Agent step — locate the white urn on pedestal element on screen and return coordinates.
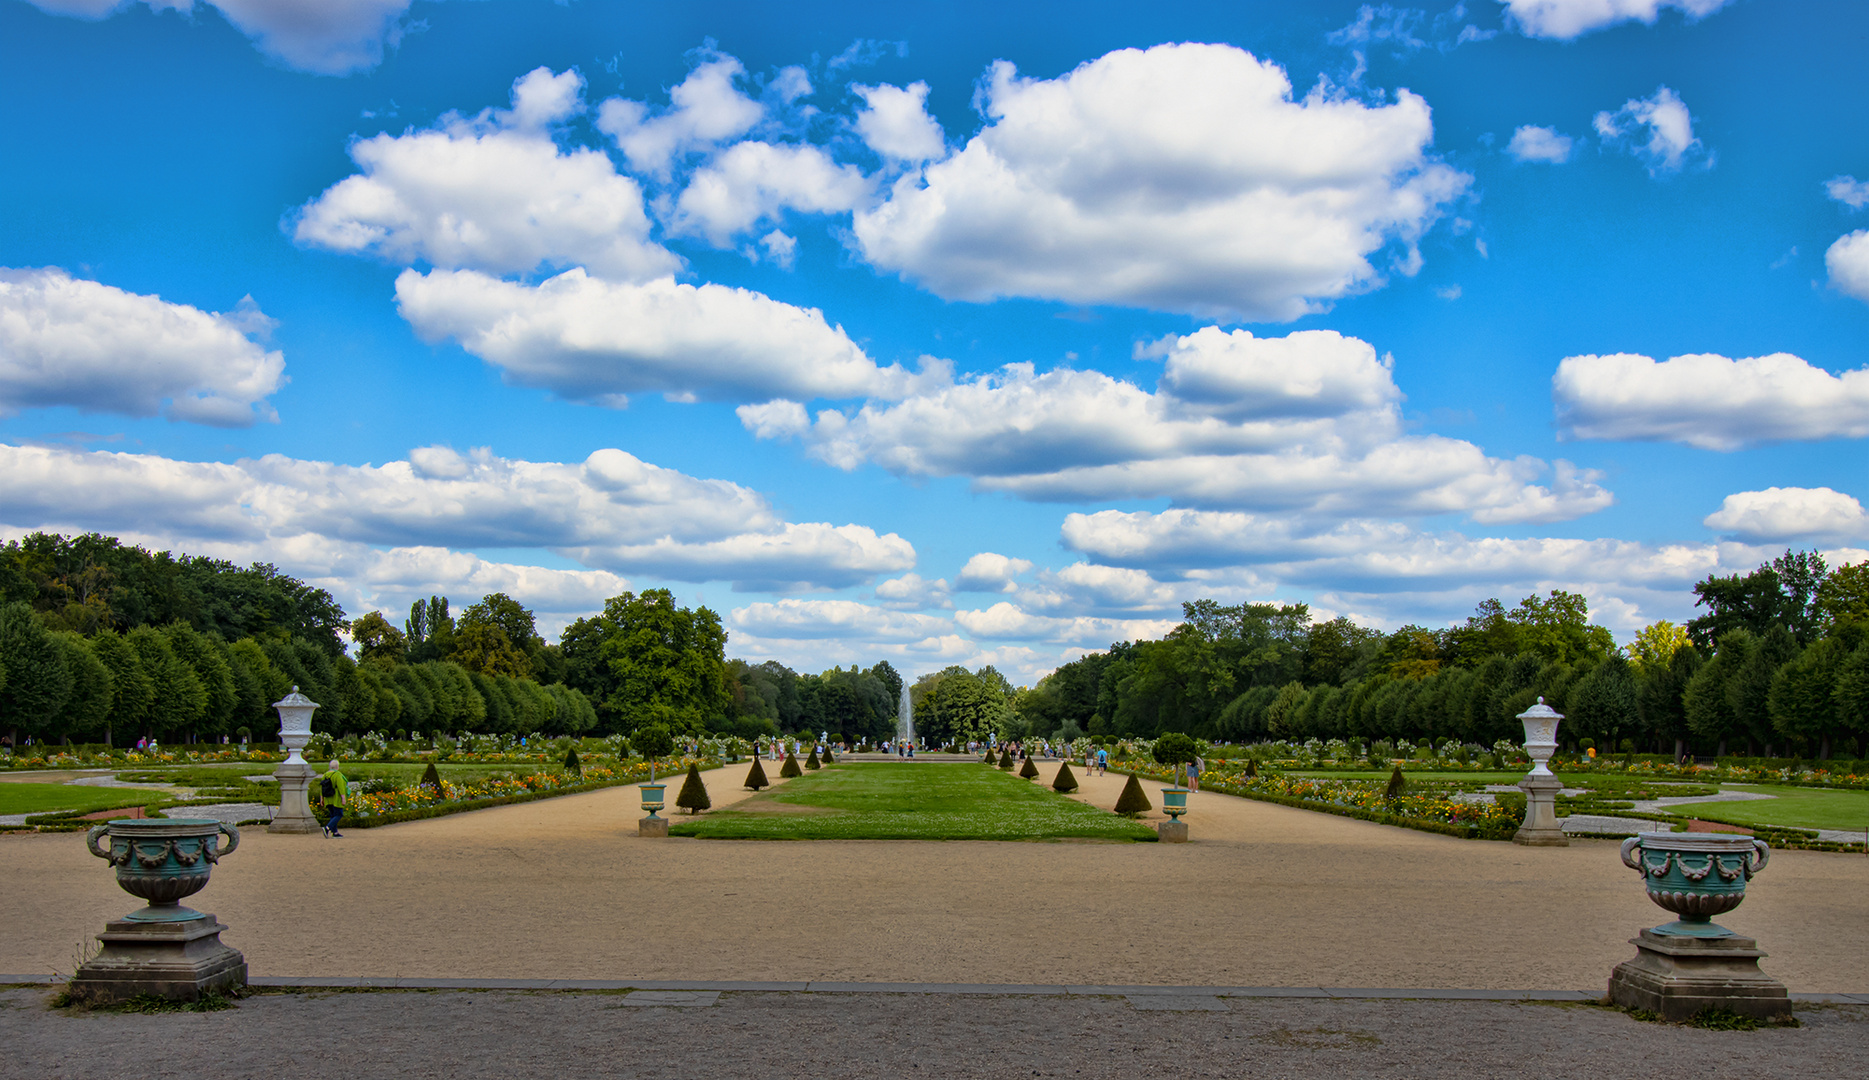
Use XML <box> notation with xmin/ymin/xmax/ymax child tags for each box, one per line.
<box><xmin>1513</xmin><ymin>696</ymin><xmax>1568</xmax><ymax>846</ymax></box>
<box><xmin>268</xmin><ymin>687</ymin><xmax>322</xmax><ymax>834</ymax></box>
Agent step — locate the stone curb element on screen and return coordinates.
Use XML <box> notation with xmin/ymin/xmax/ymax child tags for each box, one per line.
<box><xmin>4</xmin><ymin>975</ymin><xmax>1863</xmax><ymax>1003</ymax></box>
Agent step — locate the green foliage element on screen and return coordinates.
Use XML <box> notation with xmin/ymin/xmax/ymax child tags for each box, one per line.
<box><xmin>1685</xmin><ymin>1007</ymin><xmax>1760</xmax><ymax>1031</ymax></box>
<box><xmin>1151</xmin><ymin>732</ymin><xmax>1200</xmax><ymax>766</ymax></box>
<box><xmin>743</xmin><ymin>757</ymin><xmax>769</xmax><ymax>790</ymax></box>
<box><xmin>1051</xmin><ymin>759</ymin><xmax>1078</xmax><ymax>792</ymax></box>
<box><xmin>676</xmin><ymin>763</ymin><xmax>711</xmax><ymax>814</ymax></box>
<box><xmin>563</xmin><ymin>745</ymin><xmax>581</xmax><ymax>778</ymax></box>
<box><xmin>561</xmin><ymin>589</ymin><xmax>729</xmax><ymax>734</ymax></box>
<box><xmin>805</xmin><ymin>747</ymin><xmax>821</xmax><ymax>769</ymax></box>
<box><xmin>1113</xmin><ymin>773</ymin><xmax>1152</xmax><ymax>816</ymax></box>
<box><xmin>780</xmin><ymin>752</ymin><xmax>801</xmax><ymax>778</ymax></box>
<box><xmin>913</xmin><ymin>665</ymin><xmax>1014</xmax><ymax>746</ymax></box>
<box><xmin>1019</xmin><ymin>756</ymin><xmax>1039</xmax><ymax>779</ymax></box>
<box><xmin>351</xmin><ymin>612</ymin><xmax>406</xmax><ymax>664</ymax></box>
<box><xmin>820</xmin><ymin>745</ymin><xmax>835</xmax><ymax>764</ymax></box>
<box><xmin>997</xmin><ymin>747</ymin><xmax>1014</xmax><ymax>769</ymax></box>
<box><xmin>0</xmin><ymin>600</ymin><xmax>71</xmax><ymax>736</ymax></box>
<box><xmin>1385</xmin><ymin>766</ymin><xmax>1407</xmax><ymax>798</ymax></box>
<box><xmin>419</xmin><ymin>762</ymin><xmax>443</xmax><ymax>792</ymax></box>
<box><xmin>633</xmin><ymin>723</ymin><xmax>675</xmax><ymax>761</ymax></box>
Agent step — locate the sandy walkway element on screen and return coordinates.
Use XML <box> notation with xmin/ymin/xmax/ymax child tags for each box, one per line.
<box><xmin>5</xmin><ymin>760</ymin><xmax>1864</xmax><ymax>991</ymax></box>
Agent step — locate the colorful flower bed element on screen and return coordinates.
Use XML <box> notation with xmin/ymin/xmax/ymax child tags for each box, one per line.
<box><xmin>337</xmin><ymin>757</ymin><xmax>709</xmax><ymax>828</ymax></box>
<box><xmin>1116</xmin><ymin>763</ymin><xmax>1523</xmax><ymax>840</ymax></box>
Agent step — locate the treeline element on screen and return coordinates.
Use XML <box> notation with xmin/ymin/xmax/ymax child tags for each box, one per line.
<box><xmin>1013</xmin><ymin>552</ymin><xmax>1869</xmax><ymax>761</ymax></box>
<box><xmin>0</xmin><ymin>533</ymin><xmax>596</xmax><ymax>745</ymax></box>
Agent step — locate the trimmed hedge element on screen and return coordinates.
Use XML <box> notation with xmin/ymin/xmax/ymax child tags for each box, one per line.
<box><xmin>1019</xmin><ymin>757</ymin><xmax>1040</xmax><ymax>780</ymax></box>
<box><xmin>1052</xmin><ymin>760</ymin><xmax>1079</xmax><ymax>793</ymax></box>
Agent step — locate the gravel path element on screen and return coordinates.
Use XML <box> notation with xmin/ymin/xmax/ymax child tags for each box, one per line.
<box><xmin>4</xmin><ymin>760</ymin><xmax>1865</xmax><ymax>993</ymax></box>
<box><xmin>1</xmin><ymin>985</ymin><xmax>1862</xmax><ymax>1080</ymax></box>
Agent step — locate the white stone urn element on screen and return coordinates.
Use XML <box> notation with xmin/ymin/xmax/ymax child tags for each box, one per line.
<box><xmin>268</xmin><ymin>687</ymin><xmax>322</xmax><ymax>834</ymax></box>
<box><xmin>1513</xmin><ymin>697</ymin><xmax>1567</xmax><ymax>846</ymax></box>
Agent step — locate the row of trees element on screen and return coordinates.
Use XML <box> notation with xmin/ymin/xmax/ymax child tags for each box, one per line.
<box><xmin>1010</xmin><ymin>551</ymin><xmax>1869</xmax><ymax>761</ymax></box>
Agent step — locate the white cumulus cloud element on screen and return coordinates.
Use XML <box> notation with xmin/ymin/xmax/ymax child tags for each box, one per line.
<box><xmin>852</xmin><ymin>81</ymin><xmax>946</xmax><ymax>162</ymax></box>
<box><xmin>395</xmin><ymin>267</ymin><xmax>923</xmax><ymax>406</ymax></box>
<box><xmin>730</xmin><ymin>599</ymin><xmax>950</xmax><ymax>642</ymax></box>
<box><xmin>850</xmin><ymin>42</ymin><xmax>1470</xmax><ymax>321</ymax></box>
<box><xmin>0</xmin><ymin>442</ymin><xmax>913</xmax><ymax>592</ymax></box>
<box><xmin>23</xmin><ymin>0</ymin><xmax>420</xmax><ymax>75</ymax></box>
<box><xmin>1554</xmin><ymin>351</ymin><xmax>1869</xmax><ymax>450</ymax></box>
<box><xmin>670</xmin><ymin>141</ymin><xmax>872</xmax><ymax>247</ymax></box>
<box><xmin>1825</xmin><ymin>230</ymin><xmax>1869</xmax><ymax>303</ymax></box>
<box><xmin>596</xmin><ymin>54</ymin><xmax>769</xmax><ymax>177</ymax></box>
<box><xmin>1826</xmin><ymin>175</ymin><xmax>1869</xmax><ymax>211</ymax></box>
<box><xmin>1593</xmin><ymin>86</ymin><xmax>1707</xmax><ymax>175</ymax></box>
<box><xmin>955</xmin><ymin>552</ymin><xmax>1034</xmax><ymax>592</ymax></box>
<box><xmin>1499</xmin><ymin>0</ymin><xmax>1735</xmax><ymax>40</ymax></box>
<box><xmin>0</xmin><ymin>267</ymin><xmax>284</xmax><ymax>426</ymax></box>
<box><xmin>293</xmin><ymin>68</ymin><xmax>678</xmax><ymax>281</ymax></box>
<box><xmin>1507</xmin><ymin>124</ymin><xmax>1573</xmax><ymax>164</ymax></box>
<box><xmin>1704</xmin><ymin>488</ymin><xmax>1868</xmax><ymax>543</ymax></box>
<box><xmin>753</xmin><ymin>327</ymin><xmax>1609</xmax><ymax>524</ymax></box>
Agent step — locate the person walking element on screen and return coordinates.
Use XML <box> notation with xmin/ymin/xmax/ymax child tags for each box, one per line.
<box><xmin>1095</xmin><ymin>746</ymin><xmax>1108</xmax><ymax>776</ymax></box>
<box><xmin>1188</xmin><ymin>753</ymin><xmax>1203</xmax><ymax>792</ymax></box>
<box><xmin>319</xmin><ymin>759</ymin><xmax>349</xmax><ymax>837</ymax></box>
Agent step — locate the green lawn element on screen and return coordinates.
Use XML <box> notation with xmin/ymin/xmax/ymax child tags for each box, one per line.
<box><xmin>1667</xmin><ymin>785</ymin><xmax>1869</xmax><ymax>833</ymax></box>
<box><xmin>0</xmin><ymin>783</ymin><xmax>170</xmax><ymax>817</ymax></box>
<box><xmin>669</xmin><ymin>762</ymin><xmax>1158</xmax><ymax>841</ymax></box>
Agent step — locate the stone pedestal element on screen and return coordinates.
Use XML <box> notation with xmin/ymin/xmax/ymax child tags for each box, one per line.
<box><xmin>1514</xmin><ymin>772</ymin><xmax>1568</xmax><ymax>846</ymax></box>
<box><xmin>639</xmin><ymin>816</ymin><xmax>669</xmax><ymax>837</ymax></box>
<box><xmin>1157</xmin><ymin>820</ymin><xmax>1188</xmax><ymax>843</ymax></box>
<box><xmin>68</xmin><ymin>912</ymin><xmax>247</xmax><ymax>1004</ymax></box>
<box><xmin>1607</xmin><ymin>929</ymin><xmax>1791</xmax><ymax>1022</ymax></box>
<box><xmin>269</xmin><ymin>759</ymin><xmax>318</xmax><ymax>834</ymax></box>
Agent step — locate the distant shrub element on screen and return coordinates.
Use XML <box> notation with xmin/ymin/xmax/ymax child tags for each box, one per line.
<box><xmin>997</xmin><ymin>748</ymin><xmax>1014</xmax><ymax>770</ymax></box>
<box><xmin>676</xmin><ymin>763</ymin><xmax>711</xmax><ymax>814</ymax></box>
<box><xmin>634</xmin><ymin>725</ymin><xmax>675</xmax><ymax>761</ymax></box>
<box><xmin>821</xmin><ymin>746</ymin><xmax>836</xmax><ymax>764</ymax></box>
<box><xmin>1019</xmin><ymin>757</ymin><xmax>1039</xmax><ymax>779</ymax></box>
<box><xmin>806</xmin><ymin>748</ymin><xmax>822</xmax><ymax>770</ymax></box>
<box><xmin>563</xmin><ymin>746</ymin><xmax>582</xmax><ymax>779</ymax></box>
<box><xmin>1052</xmin><ymin>761</ymin><xmax>1079</xmax><ymax>793</ymax></box>
<box><xmin>1385</xmin><ymin>766</ymin><xmax>1407</xmax><ymax>798</ymax></box>
<box><xmin>780</xmin><ymin>752</ymin><xmax>802</xmax><ymax>778</ymax></box>
<box><xmin>743</xmin><ymin>758</ymin><xmax>769</xmax><ymax>791</ymax></box>
<box><xmin>1114</xmin><ymin>774</ymin><xmax>1152</xmax><ymax>817</ymax></box>
<box><xmin>419</xmin><ymin>762</ymin><xmax>443</xmax><ymax>793</ymax></box>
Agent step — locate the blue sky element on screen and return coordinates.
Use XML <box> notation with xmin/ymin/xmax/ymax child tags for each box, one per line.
<box><xmin>3</xmin><ymin>0</ymin><xmax>1867</xmax><ymax>684</ymax></box>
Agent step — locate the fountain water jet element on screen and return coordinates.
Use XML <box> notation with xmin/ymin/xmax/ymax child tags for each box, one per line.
<box><xmin>898</xmin><ymin>685</ymin><xmax>915</xmax><ymax>749</ymax></box>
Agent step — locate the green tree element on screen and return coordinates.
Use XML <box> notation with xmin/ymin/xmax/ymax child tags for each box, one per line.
<box><xmin>1769</xmin><ymin>636</ymin><xmax>1847</xmax><ymax>758</ymax></box>
<box><xmin>88</xmin><ymin>629</ymin><xmax>154</xmax><ymax>746</ymax></box>
<box><xmin>0</xmin><ymin>601</ymin><xmax>72</xmax><ymax>746</ymax></box>
<box><xmin>126</xmin><ymin>625</ymin><xmax>205</xmax><ymax>742</ymax></box>
<box><xmin>1567</xmin><ymin>652</ymin><xmax>1638</xmax><ymax>749</ymax></box>
<box><xmin>1813</xmin><ymin>561</ymin><xmax>1869</xmax><ymax>636</ymax></box>
<box><xmin>351</xmin><ymin>611</ymin><xmax>407</xmax><ymax>664</ymax></box>
<box><xmin>162</xmin><ymin>623</ymin><xmax>237</xmax><ymax>739</ymax></box>
<box><xmin>50</xmin><ymin>631</ymin><xmax>112</xmax><ymax>743</ymax></box>
<box><xmin>591</xmin><ymin>590</ymin><xmax>729</xmax><ymax>734</ymax></box>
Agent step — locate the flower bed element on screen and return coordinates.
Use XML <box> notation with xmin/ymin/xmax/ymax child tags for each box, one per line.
<box><xmin>1114</xmin><ymin>764</ymin><xmax>1523</xmax><ymax>841</ymax></box>
<box><xmin>336</xmin><ymin>757</ymin><xmax>712</xmax><ymax>828</ymax></box>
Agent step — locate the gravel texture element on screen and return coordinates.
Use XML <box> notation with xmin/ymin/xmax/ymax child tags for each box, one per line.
<box><xmin>3</xmin><ymin>761</ymin><xmax>1865</xmax><ymax>993</ymax></box>
<box><xmin>1</xmin><ymin>985</ymin><xmax>1862</xmax><ymax>1080</ymax></box>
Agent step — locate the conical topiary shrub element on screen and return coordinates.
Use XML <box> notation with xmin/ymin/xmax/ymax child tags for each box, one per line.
<box><xmin>780</xmin><ymin>752</ymin><xmax>802</xmax><ymax>778</ymax></box>
<box><xmin>743</xmin><ymin>757</ymin><xmax>769</xmax><ymax>791</ymax></box>
<box><xmin>1114</xmin><ymin>773</ymin><xmax>1152</xmax><ymax>817</ymax></box>
<box><xmin>1052</xmin><ymin>760</ymin><xmax>1078</xmax><ymax>793</ymax></box>
<box><xmin>676</xmin><ymin>763</ymin><xmax>711</xmax><ymax>814</ymax></box>
<box><xmin>420</xmin><ymin>761</ymin><xmax>444</xmax><ymax>794</ymax></box>
<box><xmin>821</xmin><ymin>745</ymin><xmax>836</xmax><ymax>764</ymax></box>
<box><xmin>806</xmin><ymin>748</ymin><xmax>822</xmax><ymax>769</ymax></box>
<box><xmin>563</xmin><ymin>745</ymin><xmax>582</xmax><ymax>779</ymax></box>
<box><xmin>1385</xmin><ymin>765</ymin><xmax>1407</xmax><ymax>798</ymax></box>
<box><xmin>1242</xmin><ymin>757</ymin><xmax>1258</xmax><ymax>778</ymax></box>
<box><xmin>983</xmin><ymin>750</ymin><xmax>996</xmax><ymax>764</ymax></box>
<box><xmin>1019</xmin><ymin>756</ymin><xmax>1039</xmax><ymax>779</ymax></box>
<box><xmin>997</xmin><ymin>748</ymin><xmax>1014</xmax><ymax>769</ymax></box>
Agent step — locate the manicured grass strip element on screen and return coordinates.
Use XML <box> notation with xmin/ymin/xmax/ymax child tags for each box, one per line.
<box><xmin>1666</xmin><ymin>785</ymin><xmax>1869</xmax><ymax>833</ymax></box>
<box><xmin>669</xmin><ymin>763</ymin><xmax>1156</xmax><ymax>841</ymax></box>
<box><xmin>0</xmin><ymin>783</ymin><xmax>169</xmax><ymax>817</ymax></box>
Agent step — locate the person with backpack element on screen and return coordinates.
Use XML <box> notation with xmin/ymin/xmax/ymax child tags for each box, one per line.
<box><xmin>318</xmin><ymin>759</ymin><xmax>349</xmax><ymax>837</ymax></box>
